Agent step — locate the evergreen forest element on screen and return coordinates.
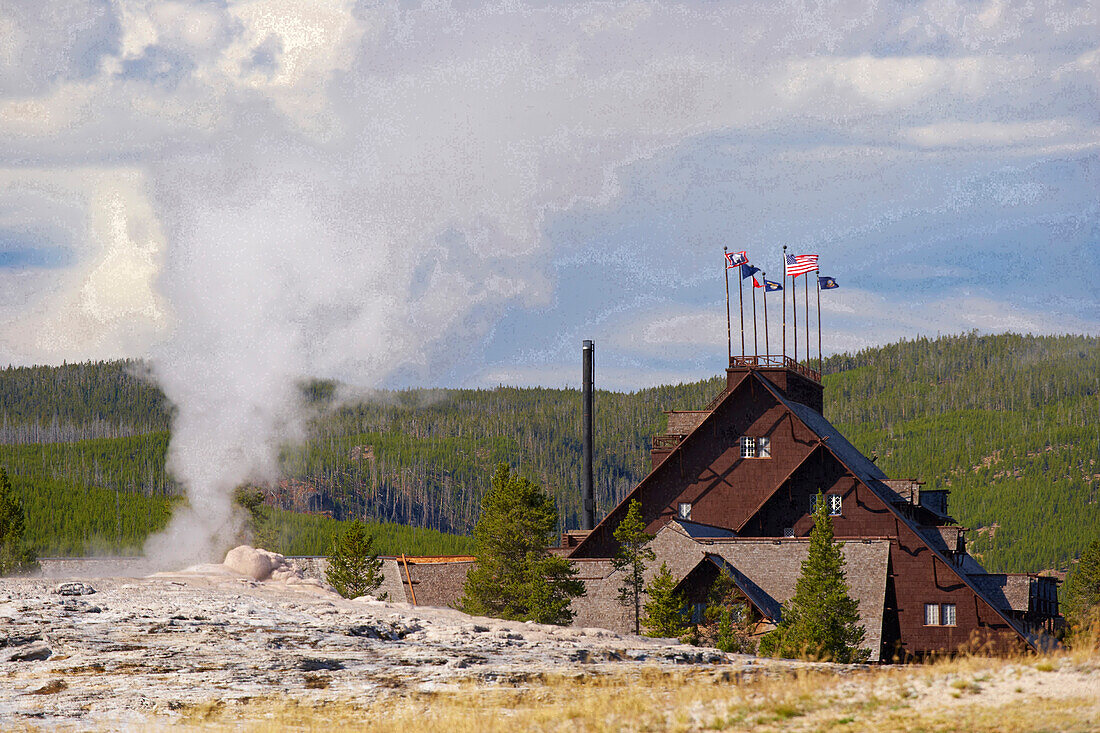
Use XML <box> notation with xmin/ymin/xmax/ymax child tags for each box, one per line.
<box><xmin>1</xmin><ymin>332</ymin><xmax>1097</xmax><ymax>572</ymax></box>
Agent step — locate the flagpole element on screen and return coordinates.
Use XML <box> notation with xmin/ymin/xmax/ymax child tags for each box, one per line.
<box><xmin>724</xmin><ymin>247</ymin><xmax>731</xmax><ymax>364</ymax></box>
<box><xmin>816</xmin><ymin>268</ymin><xmax>823</xmax><ymax>377</ymax></box>
<box><xmin>763</xmin><ymin>275</ymin><xmax>770</xmax><ymax>359</ymax></box>
<box><xmin>792</xmin><ymin>272</ymin><xmax>798</xmax><ymax>365</ymax></box>
<box><xmin>738</xmin><ymin>262</ymin><xmax>745</xmax><ymax>358</ymax></box>
<box><xmin>751</xmin><ymin>276</ymin><xmax>758</xmax><ymax>358</ymax></box>
<box><xmin>782</xmin><ymin>246</ymin><xmax>787</xmax><ymax>361</ymax></box>
<box><xmin>804</xmin><ymin>273</ymin><xmax>809</xmax><ymax>368</ymax></box>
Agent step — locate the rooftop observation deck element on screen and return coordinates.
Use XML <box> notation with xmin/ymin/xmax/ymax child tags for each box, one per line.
<box><xmin>728</xmin><ymin>354</ymin><xmax>821</xmax><ymax>383</ymax></box>
<box><xmin>692</xmin><ymin>355</ymin><xmax>823</xmax><ymax>413</ymax></box>
<box><xmin>651</xmin><ymin>354</ymin><xmax>826</xmax><ymax>460</ymax></box>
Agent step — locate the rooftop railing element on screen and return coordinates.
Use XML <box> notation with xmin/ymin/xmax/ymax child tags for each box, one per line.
<box><xmin>652</xmin><ymin>435</ymin><xmax>684</xmax><ymax>450</ymax></box>
<box><xmin>728</xmin><ymin>354</ymin><xmax>821</xmax><ymax>383</ymax></box>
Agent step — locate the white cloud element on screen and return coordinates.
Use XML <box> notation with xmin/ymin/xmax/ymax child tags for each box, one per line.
<box><xmin>0</xmin><ymin>0</ymin><xmax>1095</xmax><ymax>561</ymax></box>
<box><xmin>602</xmin><ymin>287</ymin><xmax>1100</xmax><ymax>374</ymax></box>
<box><xmin>902</xmin><ymin>119</ymin><xmax>1090</xmax><ymax>148</ymax></box>
<box><xmin>818</xmin><ymin>288</ymin><xmax>1100</xmax><ymax>351</ymax></box>
<box><xmin>0</xmin><ymin>167</ymin><xmax>166</xmax><ymax>362</ymax></box>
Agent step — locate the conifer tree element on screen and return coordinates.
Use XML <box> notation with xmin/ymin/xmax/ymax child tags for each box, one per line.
<box><xmin>0</xmin><ymin>467</ymin><xmax>37</xmax><ymax>575</ymax></box>
<box><xmin>326</xmin><ymin>520</ymin><xmax>385</xmax><ymax>599</ymax></box>
<box><xmin>699</xmin><ymin>569</ymin><xmax>756</xmax><ymax>653</ymax></box>
<box><xmin>613</xmin><ymin>499</ymin><xmax>656</xmax><ymax>634</ymax></box>
<box><xmin>460</xmin><ymin>463</ymin><xmax>584</xmax><ymax>624</ymax></box>
<box><xmin>642</xmin><ymin>562</ymin><xmax>688</xmax><ymax>638</ymax></box>
<box><xmin>758</xmin><ymin>492</ymin><xmax>867</xmax><ymax>662</ymax></box>
<box><xmin>1062</xmin><ymin>538</ymin><xmax>1100</xmax><ymax>646</ymax></box>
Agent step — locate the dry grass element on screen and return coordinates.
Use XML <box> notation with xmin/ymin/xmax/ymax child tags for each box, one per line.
<box><xmin>175</xmin><ymin>648</ymin><xmax>1100</xmax><ymax>733</ymax></box>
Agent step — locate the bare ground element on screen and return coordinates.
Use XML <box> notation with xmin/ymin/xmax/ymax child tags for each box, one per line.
<box><xmin>1</xmin><ymin>569</ymin><xmax>1097</xmax><ymax>732</ymax></box>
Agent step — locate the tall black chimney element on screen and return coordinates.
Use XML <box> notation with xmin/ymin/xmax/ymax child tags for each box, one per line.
<box><xmin>581</xmin><ymin>339</ymin><xmax>595</xmax><ymax>530</ymax></box>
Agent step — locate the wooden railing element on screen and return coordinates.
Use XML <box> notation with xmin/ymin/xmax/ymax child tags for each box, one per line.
<box><xmin>652</xmin><ymin>435</ymin><xmax>684</xmax><ymax>450</ymax></box>
<box><xmin>728</xmin><ymin>354</ymin><xmax>821</xmax><ymax>383</ymax></box>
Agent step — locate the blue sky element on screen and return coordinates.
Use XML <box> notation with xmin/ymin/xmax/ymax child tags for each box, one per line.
<box><xmin>1</xmin><ymin>0</ymin><xmax>1098</xmax><ymax>393</ymax></box>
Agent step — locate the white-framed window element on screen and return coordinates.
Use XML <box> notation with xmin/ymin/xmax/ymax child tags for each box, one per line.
<box><xmin>811</xmin><ymin>494</ymin><xmax>843</xmax><ymax>515</ymax></box>
<box><xmin>783</xmin><ymin>527</ymin><xmax>794</xmax><ymax>538</ymax></box>
<box><xmin>941</xmin><ymin>603</ymin><xmax>957</xmax><ymax>626</ymax></box>
<box><xmin>924</xmin><ymin>603</ymin><xmax>940</xmax><ymax>626</ymax></box>
<box><xmin>678</xmin><ymin>502</ymin><xmax>692</xmax><ymax>520</ymax></box>
<box><xmin>739</xmin><ymin>436</ymin><xmax>771</xmax><ymax>458</ymax></box>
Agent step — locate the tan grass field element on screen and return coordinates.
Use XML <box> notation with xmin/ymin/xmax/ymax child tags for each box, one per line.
<box><xmin>181</xmin><ymin>649</ymin><xmax>1100</xmax><ymax>733</ymax></box>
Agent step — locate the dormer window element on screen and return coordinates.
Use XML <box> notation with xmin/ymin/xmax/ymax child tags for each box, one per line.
<box><xmin>739</xmin><ymin>436</ymin><xmax>771</xmax><ymax>458</ymax></box>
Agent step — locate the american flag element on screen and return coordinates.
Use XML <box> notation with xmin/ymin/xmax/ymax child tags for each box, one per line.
<box><xmin>785</xmin><ymin>254</ymin><xmax>818</xmax><ymax>277</ymax></box>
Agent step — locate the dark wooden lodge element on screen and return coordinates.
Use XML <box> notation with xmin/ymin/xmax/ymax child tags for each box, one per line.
<box><xmin>567</xmin><ymin>356</ymin><xmax>1060</xmax><ymax>659</ymax></box>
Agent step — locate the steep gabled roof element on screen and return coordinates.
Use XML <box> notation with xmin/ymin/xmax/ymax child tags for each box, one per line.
<box><xmin>675</xmin><ymin>519</ymin><xmax>739</xmax><ymax>539</ymax></box>
<box><xmin>967</xmin><ymin>574</ymin><xmax>1033</xmax><ymax>613</ymax></box>
<box><xmin>570</xmin><ymin>365</ymin><xmax>1046</xmax><ymax>650</ymax></box>
<box><xmin>568</xmin><ymin>369</ymin><xmax>755</xmax><ymax>557</ymax></box>
<box><xmin>752</xmin><ymin>378</ymin><xmax>1039</xmax><ymax>648</ymax></box>
<box><xmin>665</xmin><ymin>532</ymin><xmax>891</xmax><ymax>661</ymax></box>
<box><xmin>765</xmin><ymin>385</ymin><xmax>888</xmax><ymax>486</ymax></box>
<box><xmin>687</xmin><ymin>554</ymin><xmax>783</xmax><ymax>621</ymax></box>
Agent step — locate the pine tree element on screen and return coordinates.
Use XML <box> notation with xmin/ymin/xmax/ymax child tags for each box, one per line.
<box><xmin>642</xmin><ymin>562</ymin><xmax>688</xmax><ymax>638</ymax></box>
<box><xmin>613</xmin><ymin>499</ymin><xmax>656</xmax><ymax>634</ymax></box>
<box><xmin>1062</xmin><ymin>538</ymin><xmax>1100</xmax><ymax>646</ymax></box>
<box><xmin>459</xmin><ymin>463</ymin><xmax>585</xmax><ymax>624</ymax></box>
<box><xmin>758</xmin><ymin>492</ymin><xmax>867</xmax><ymax>662</ymax></box>
<box><xmin>325</xmin><ymin>520</ymin><xmax>385</xmax><ymax>599</ymax></box>
<box><xmin>0</xmin><ymin>467</ymin><xmax>37</xmax><ymax>575</ymax></box>
<box><xmin>699</xmin><ymin>569</ymin><xmax>755</xmax><ymax>653</ymax></box>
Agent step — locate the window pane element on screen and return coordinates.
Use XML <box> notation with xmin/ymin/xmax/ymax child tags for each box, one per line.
<box><xmin>828</xmin><ymin>494</ymin><xmax>842</xmax><ymax>515</ymax></box>
<box><xmin>740</xmin><ymin>436</ymin><xmax>756</xmax><ymax>458</ymax></box>
<box><xmin>925</xmin><ymin>603</ymin><xmax>939</xmax><ymax>626</ymax></box>
<box><xmin>678</xmin><ymin>502</ymin><xmax>692</xmax><ymax>520</ymax></box>
<box><xmin>783</xmin><ymin>527</ymin><xmax>794</xmax><ymax>538</ymax></box>
<box><xmin>942</xmin><ymin>603</ymin><xmax>956</xmax><ymax>626</ymax></box>
<box><xmin>758</xmin><ymin>437</ymin><xmax>771</xmax><ymax>457</ymax></box>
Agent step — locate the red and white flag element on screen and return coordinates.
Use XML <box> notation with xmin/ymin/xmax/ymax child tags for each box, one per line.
<box><xmin>785</xmin><ymin>254</ymin><xmax>818</xmax><ymax>277</ymax></box>
<box><xmin>725</xmin><ymin>250</ymin><xmax>748</xmax><ymax>269</ymax></box>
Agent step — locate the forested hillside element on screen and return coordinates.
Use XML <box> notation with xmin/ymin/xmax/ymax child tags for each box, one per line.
<box><xmin>822</xmin><ymin>333</ymin><xmax>1100</xmax><ymax>572</ymax></box>
<box><xmin>2</xmin><ymin>332</ymin><xmax>1097</xmax><ymax>572</ymax></box>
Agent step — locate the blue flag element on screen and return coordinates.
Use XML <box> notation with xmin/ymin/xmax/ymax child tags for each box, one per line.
<box><xmin>764</xmin><ymin>279</ymin><xmax>783</xmax><ymax>292</ymax></box>
<box><xmin>740</xmin><ymin>264</ymin><xmax>760</xmax><ymax>280</ymax></box>
<box><xmin>818</xmin><ymin>276</ymin><xmax>839</xmax><ymax>290</ymax></box>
